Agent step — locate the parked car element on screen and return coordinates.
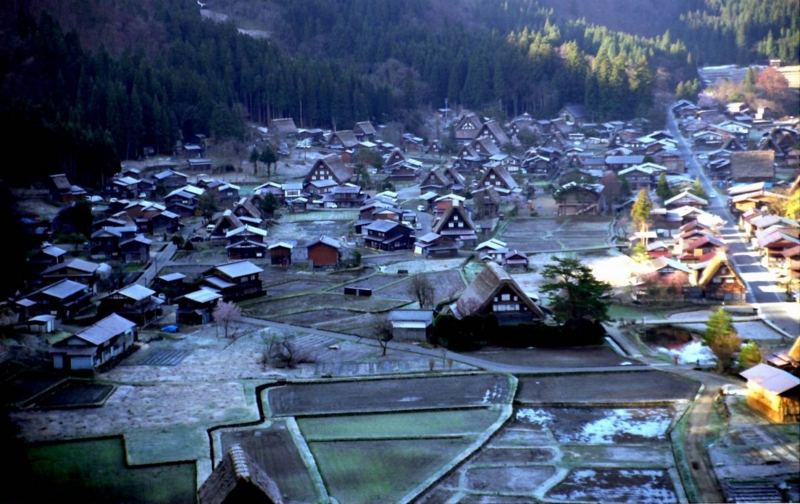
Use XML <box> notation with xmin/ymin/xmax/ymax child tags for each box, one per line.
<box><xmin>417</xmin><ymin>205</ymin><xmax>426</xmax><ymax>212</ymax></box>
<box><xmin>206</xmin><ymin>224</ymin><xmax>215</xmax><ymax>233</ymax></box>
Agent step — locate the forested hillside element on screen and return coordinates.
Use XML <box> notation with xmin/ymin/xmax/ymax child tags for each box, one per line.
<box><xmin>0</xmin><ymin>0</ymin><xmax>795</xmax><ymax>188</ymax></box>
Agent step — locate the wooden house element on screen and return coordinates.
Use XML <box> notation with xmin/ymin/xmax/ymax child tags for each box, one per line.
<box><xmin>353</xmin><ymin>121</ymin><xmax>376</xmax><ymax>142</ymax></box>
<box><xmin>740</xmin><ymin>364</ymin><xmax>800</xmax><ymax>423</ymax></box>
<box><xmin>119</xmin><ymin>234</ymin><xmax>152</xmax><ymax>263</ymax></box>
<box><xmin>476</xmin><ymin>165</ymin><xmax>519</xmax><ymax>194</ymax></box>
<box><xmin>431</xmin><ymin>204</ymin><xmax>478</xmax><ymax>248</ymax></box>
<box><xmin>454</xmin><ymin>113</ymin><xmax>483</xmax><ymax>143</ymax></box>
<box><xmin>388</xmin><ymin>160</ymin><xmax>422</xmax><ymax>182</ymax></box>
<box><xmin>226</xmin><ymin>225</ymin><xmax>268</xmax><ymax>260</ymax></box>
<box><xmin>558</xmin><ymin>104</ymin><xmax>588</xmax><ymax>126</ymax></box>
<box><xmin>687</xmin><ymin>252</ymin><xmax>747</xmax><ymax>301</ymax></box>
<box><xmin>268</xmin><ymin>242</ymin><xmax>293</xmax><ymax>266</ymax></box>
<box><xmin>303</xmin><ymin>155</ymin><xmax>352</xmax><ymax>188</ymax></box>
<box><xmin>40</xmin><ymin>258</ymin><xmax>102</xmax><ymax>293</ymax></box>
<box><xmin>49</xmin><ymin>173</ymin><xmax>87</xmax><ymax>204</ymax></box>
<box><xmin>306</xmin><ymin>236</ymin><xmax>341</xmax><ymax>268</ymax></box>
<box><xmin>198</xmin><ymin>443</ymin><xmax>284</xmax><ymax>504</ymax></box>
<box><xmin>555</xmin><ymin>182</ymin><xmax>606</xmax><ymax>216</ymax></box>
<box><xmin>781</xmin><ymin>245</ymin><xmax>800</xmax><ymax>280</ymax></box>
<box><xmin>413</xmin><ymin>232</ymin><xmax>457</xmax><ymax>258</ymax></box>
<box><xmin>451</xmin><ymin>262</ymin><xmax>546</xmax><ymax>325</ymax></box>
<box><xmin>756</xmin><ymin>228</ymin><xmax>800</xmax><ymax>267</ymax></box>
<box><xmin>321</xmin><ymin>184</ymin><xmax>368</xmax><ymax>208</ymax></box>
<box><xmin>476</xmin><ymin>120</ymin><xmax>510</xmax><ymax>147</ymax></box>
<box><xmin>151</xmin><ymin>272</ymin><xmax>187</xmax><ymax>302</ymax></box>
<box><xmin>329</xmin><ymin>130</ymin><xmax>359</xmax><ymax>149</ymax></box>
<box><xmin>665</xmin><ymin>191</ymin><xmax>708</xmax><ymax>209</ymax></box>
<box><xmin>23</xmin><ymin>279</ymin><xmax>93</xmax><ymax>320</ymax></box>
<box><xmin>209</xmin><ymin>210</ymin><xmax>245</xmax><ymax>242</ymax></box>
<box><xmin>50</xmin><ymin>314</ymin><xmax>138</xmax><ymax>371</ymax></box>
<box><xmin>364</xmin><ymin>221</ymin><xmax>413</xmax><ymax>251</ymax></box>
<box><xmin>270</xmin><ymin>117</ymin><xmax>298</xmax><ymax>138</ymax></box>
<box><xmin>153</xmin><ymin>170</ymin><xmax>189</xmax><ymax>192</ymax></box>
<box><xmin>388</xmin><ymin>310</ymin><xmax>434</xmax><ymax>342</ymax></box>
<box><xmin>90</xmin><ymin>225</ymin><xmax>137</xmax><ymax>258</ymax></box>
<box><xmin>471</xmin><ymin>186</ymin><xmax>502</xmax><ymax>219</ymax></box>
<box><xmin>730</xmin><ymin>151</ymin><xmax>776</xmax><ymax>182</ymax></box>
<box><xmin>27</xmin><ymin>245</ymin><xmax>68</xmax><ymax>276</ymax></box>
<box><xmin>203</xmin><ymin>260</ymin><xmax>265</xmax><ymax>301</ymax></box>
<box><xmin>98</xmin><ymin>284</ymin><xmax>164</xmax><ymax>326</ymax></box>
<box><xmin>504</xmin><ymin>250</ymin><xmax>529</xmax><ymax>271</ymax></box>
<box><xmin>177</xmin><ymin>288</ymin><xmax>223</xmax><ymax>325</ymax></box>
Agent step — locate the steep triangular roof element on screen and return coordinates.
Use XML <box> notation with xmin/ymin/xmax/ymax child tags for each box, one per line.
<box><xmin>198</xmin><ymin>444</ymin><xmax>283</xmax><ymax>504</ymax></box>
<box><xmin>454</xmin><ymin>262</ymin><xmax>545</xmax><ymax>319</ymax></box>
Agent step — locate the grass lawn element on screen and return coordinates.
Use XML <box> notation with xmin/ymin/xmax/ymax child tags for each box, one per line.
<box><xmin>297</xmin><ymin>409</ymin><xmax>501</xmax><ymax>441</ymax></box>
<box><xmin>310</xmin><ymin>438</ymin><xmax>468</xmax><ymax>504</ymax></box>
<box><xmin>22</xmin><ymin>437</ymin><xmax>196</xmax><ymax>504</ymax></box>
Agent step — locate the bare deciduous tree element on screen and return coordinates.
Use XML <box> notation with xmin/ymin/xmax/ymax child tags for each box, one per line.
<box><xmin>213</xmin><ymin>301</ymin><xmax>241</xmax><ymax>339</ymax></box>
<box><xmin>372</xmin><ymin>315</ymin><xmax>394</xmax><ymax>356</ymax></box>
<box><xmin>408</xmin><ymin>274</ymin><xmax>435</xmax><ymax>309</ymax></box>
<box><xmin>264</xmin><ymin>335</ymin><xmax>314</xmax><ymax>368</ymax></box>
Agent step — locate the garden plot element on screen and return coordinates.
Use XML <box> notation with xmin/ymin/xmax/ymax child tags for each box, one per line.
<box><xmin>22</xmin><ymin>437</ymin><xmax>196</xmax><ymax>504</ymax></box>
<box><xmin>499</xmin><ymin>217</ymin><xmax>613</xmax><ymax>252</ymax></box>
<box><xmin>373</xmin><ymin>269</ymin><xmax>466</xmax><ymax>302</ymax></box>
<box><xmin>297</xmin><ymin>409</ymin><xmax>501</xmax><ymax>441</ymax></box>
<box><xmin>338</xmin><ymin>273</ymin><xmax>408</xmax><ymax>292</ymax></box>
<box><xmin>546</xmin><ymin>468</ymin><xmax>678</xmax><ymax>503</ymax></box>
<box><xmin>220</xmin><ymin>423</ymin><xmax>320</xmax><ymax>504</ymax></box>
<box><xmin>267</xmin><ymin>374</ymin><xmax>512</xmax><ymax>417</ymax></box>
<box><xmin>471</xmin><ymin>345</ymin><xmax>631</xmax><ymax>368</ymax></box>
<box><xmin>378</xmin><ymin>257</ymin><xmax>466</xmax><ymax>275</ymax></box>
<box><xmin>244</xmin><ymin>292</ymin><xmax>409</xmax><ymax>320</ymax></box>
<box><xmin>265</xmin><ymin>279</ymin><xmax>337</xmax><ymax>297</ymax></box>
<box><xmin>465</xmin><ymin>466</ymin><xmax>556</xmax><ymax>494</ymax></box>
<box><xmin>309</xmin><ymin>438</ymin><xmax>468</xmax><ymax>504</ymax></box>
<box><xmin>516</xmin><ymin>407</ymin><xmax>673</xmax><ymax>444</ymax></box>
<box><xmin>29</xmin><ymin>381</ymin><xmax>115</xmax><ymax>409</ymax></box>
<box><xmin>516</xmin><ymin>371</ymin><xmax>699</xmax><ymax>403</ymax></box>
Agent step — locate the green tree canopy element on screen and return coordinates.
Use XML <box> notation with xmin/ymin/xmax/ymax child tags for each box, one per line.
<box><xmin>630</xmin><ymin>189</ymin><xmax>653</xmax><ymax>239</ymax></box>
<box><xmin>656</xmin><ymin>173</ymin><xmax>672</xmax><ymax>202</ymax></box>
<box><xmin>540</xmin><ymin>256</ymin><xmax>613</xmax><ymax>324</ymax></box>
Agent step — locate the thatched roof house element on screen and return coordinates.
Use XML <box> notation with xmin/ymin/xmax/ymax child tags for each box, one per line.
<box><xmin>730</xmin><ymin>151</ymin><xmax>775</xmax><ymax>182</ymax></box>
<box><xmin>198</xmin><ymin>444</ymin><xmax>284</xmax><ymax>504</ymax></box>
<box><xmin>452</xmin><ymin>262</ymin><xmax>545</xmax><ymax>324</ymax></box>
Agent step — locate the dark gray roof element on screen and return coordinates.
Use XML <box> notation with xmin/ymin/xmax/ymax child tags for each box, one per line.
<box><xmin>74</xmin><ymin>314</ymin><xmax>137</xmax><ymax>346</ymax></box>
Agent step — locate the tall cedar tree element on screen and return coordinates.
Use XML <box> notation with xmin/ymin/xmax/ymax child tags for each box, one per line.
<box><xmin>630</xmin><ymin>189</ymin><xmax>653</xmax><ymax>242</ymax></box>
<box><xmin>540</xmin><ymin>256</ymin><xmax>613</xmax><ymax>324</ymax></box>
<box><xmin>656</xmin><ymin>173</ymin><xmax>672</xmax><ymax>202</ymax></box>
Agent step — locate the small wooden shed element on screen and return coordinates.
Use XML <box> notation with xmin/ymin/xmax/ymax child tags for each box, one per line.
<box><xmin>740</xmin><ymin>364</ymin><xmax>800</xmax><ymax>423</ymax></box>
<box><xmin>269</xmin><ymin>242</ymin><xmax>293</xmax><ymax>266</ymax></box>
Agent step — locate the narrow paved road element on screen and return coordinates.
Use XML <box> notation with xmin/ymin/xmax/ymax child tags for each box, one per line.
<box><xmin>666</xmin><ymin>109</ymin><xmax>799</xmax><ymax>338</ymax></box>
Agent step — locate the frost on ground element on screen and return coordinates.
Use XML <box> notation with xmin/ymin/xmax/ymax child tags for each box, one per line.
<box><xmin>516</xmin><ymin>407</ymin><xmax>672</xmax><ymax>444</ymax></box>
<box><xmin>516</xmin><ymin>408</ymin><xmax>553</xmax><ymax>425</ymax></box>
<box><xmin>658</xmin><ymin>340</ymin><xmax>717</xmax><ymax>366</ymax></box>
<box><xmin>548</xmin><ymin>468</ymin><xmax>678</xmax><ymax>503</ymax></box>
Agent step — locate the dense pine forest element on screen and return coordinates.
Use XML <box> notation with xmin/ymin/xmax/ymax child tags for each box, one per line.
<box><xmin>0</xmin><ymin>0</ymin><xmax>796</xmax><ymax>187</ymax></box>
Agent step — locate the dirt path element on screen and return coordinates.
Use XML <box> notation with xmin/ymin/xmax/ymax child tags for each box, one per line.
<box><xmin>684</xmin><ymin>384</ymin><xmax>725</xmax><ymax>503</ymax></box>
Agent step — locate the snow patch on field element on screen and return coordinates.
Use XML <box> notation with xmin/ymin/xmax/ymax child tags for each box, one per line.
<box><xmin>515</xmin><ymin>408</ymin><xmax>553</xmax><ymax>425</ymax></box>
<box><xmin>579</xmin><ymin>409</ymin><xmax>671</xmax><ymax>443</ymax></box>
<box><xmin>658</xmin><ymin>340</ymin><xmax>717</xmax><ymax>365</ymax></box>
<box><xmin>549</xmin><ymin>468</ymin><xmax>677</xmax><ymax>503</ymax></box>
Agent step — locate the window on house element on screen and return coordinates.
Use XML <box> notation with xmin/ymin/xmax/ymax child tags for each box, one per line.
<box><xmin>501</xmin><ymin>294</ymin><xmax>510</xmax><ymax>301</ymax></box>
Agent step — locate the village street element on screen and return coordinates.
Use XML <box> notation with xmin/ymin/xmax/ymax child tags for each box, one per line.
<box><xmin>666</xmin><ymin>110</ymin><xmax>800</xmax><ymax>338</ymax></box>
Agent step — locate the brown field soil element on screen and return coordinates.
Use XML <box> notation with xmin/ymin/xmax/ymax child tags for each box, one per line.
<box><xmin>470</xmin><ymin>345</ymin><xmax>631</xmax><ymax>368</ymax></box>
<box><xmin>267</xmin><ymin>280</ymin><xmax>339</xmax><ymax>297</ymax></box>
<box><xmin>244</xmin><ymin>292</ymin><xmax>409</xmax><ymax>319</ymax></box>
<box><xmin>374</xmin><ymin>269</ymin><xmax>466</xmax><ymax>302</ymax></box>
<box><xmin>465</xmin><ymin>466</ymin><xmax>556</xmax><ymax>493</ymax></box>
<box><xmin>31</xmin><ymin>381</ymin><xmax>115</xmax><ymax>409</ymax></box>
<box><xmin>266</xmin><ymin>374</ymin><xmax>512</xmax><ymax>416</ymax></box>
<box><xmin>470</xmin><ymin>446</ymin><xmax>556</xmax><ymax>465</ymax></box>
<box><xmin>546</xmin><ymin>468</ymin><xmax>677</xmax><ymax>503</ymax></box>
<box><xmin>517</xmin><ymin>407</ymin><xmax>674</xmax><ymax>444</ymax></box>
<box><xmin>516</xmin><ymin>370</ymin><xmax>699</xmax><ymax>403</ymax></box>
<box><xmin>309</xmin><ymin>438</ymin><xmax>468</xmax><ymax>504</ymax></box>
<box><xmin>220</xmin><ymin>423</ymin><xmax>319</xmax><ymax>504</ymax></box>
<box><xmin>499</xmin><ymin>217</ymin><xmax>612</xmax><ymax>252</ymax></box>
<box><xmin>273</xmin><ymin>308</ymin><xmax>362</xmax><ymax>326</ymax></box>
<box><xmin>338</xmin><ymin>273</ymin><xmax>407</xmax><ymax>291</ymax></box>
